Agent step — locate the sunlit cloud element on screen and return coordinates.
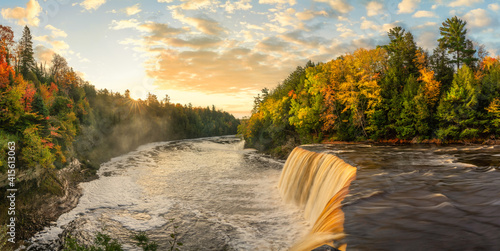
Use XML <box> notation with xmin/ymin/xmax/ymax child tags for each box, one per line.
<box><xmin>360</xmin><ymin>17</ymin><xmax>380</xmax><ymax>30</ymax></box>
<box><xmin>34</xmin><ymin>45</ymin><xmax>56</xmax><ymax>65</ymax></box>
<box><xmin>448</xmin><ymin>0</ymin><xmax>483</xmax><ymax>8</ymax></box>
<box><xmin>314</xmin><ymin>0</ymin><xmax>353</xmax><ymax>14</ymax></box>
<box><xmin>256</xmin><ymin>36</ymin><xmax>290</xmax><ymax>52</ymax></box>
<box><xmin>80</xmin><ymin>0</ymin><xmax>106</xmax><ymax>11</ymax></box>
<box><xmin>413</xmin><ymin>11</ymin><xmax>437</xmax><ymax>18</ymax></box>
<box><xmin>366</xmin><ymin>1</ymin><xmax>384</xmax><ymax>17</ymax></box>
<box><xmin>463</xmin><ymin>8</ymin><xmax>493</xmax><ymax>28</ymax></box>
<box><xmin>221</xmin><ymin>0</ymin><xmax>252</xmax><ymax>13</ymax></box>
<box><xmin>295</xmin><ymin>9</ymin><xmax>328</xmax><ymax>21</ymax></box>
<box><xmin>176</xmin><ymin>0</ymin><xmax>217</xmax><ymax>10</ymax></box>
<box><xmin>110</xmin><ymin>19</ymin><xmax>141</xmax><ymax>30</ymax></box>
<box><xmin>145</xmin><ymin>47</ymin><xmax>301</xmax><ymax>94</ymax></box>
<box><xmin>1</xmin><ymin>0</ymin><xmax>42</xmax><ymax>26</ymax></box>
<box><xmin>381</xmin><ymin>21</ymin><xmax>403</xmax><ymax>33</ymax></box>
<box><xmin>488</xmin><ymin>3</ymin><xmax>500</xmax><ymax>11</ymax></box>
<box><xmin>259</xmin><ymin>0</ymin><xmax>296</xmax><ymax>6</ymax></box>
<box><xmin>398</xmin><ymin>0</ymin><xmax>420</xmax><ymax>14</ymax></box>
<box><xmin>34</xmin><ymin>35</ymin><xmax>70</xmax><ymax>54</ymax></box>
<box><xmin>138</xmin><ymin>22</ymin><xmax>185</xmax><ymax>37</ymax></box>
<box><xmin>279</xmin><ymin>30</ymin><xmax>324</xmax><ymax>49</ymax></box>
<box><xmin>45</xmin><ymin>25</ymin><xmax>67</xmax><ymax>38</ymax></box>
<box><xmin>125</xmin><ymin>4</ymin><xmax>142</xmax><ymax>16</ymax></box>
<box><xmin>172</xmin><ymin>10</ymin><xmax>226</xmax><ymax>35</ymax></box>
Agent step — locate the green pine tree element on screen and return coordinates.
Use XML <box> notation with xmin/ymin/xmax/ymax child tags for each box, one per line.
<box><xmin>19</xmin><ymin>26</ymin><xmax>35</xmax><ymax>78</ymax></box>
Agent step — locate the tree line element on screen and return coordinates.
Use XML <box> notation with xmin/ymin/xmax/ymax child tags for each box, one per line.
<box><xmin>238</xmin><ymin>17</ymin><xmax>500</xmax><ymax>157</ymax></box>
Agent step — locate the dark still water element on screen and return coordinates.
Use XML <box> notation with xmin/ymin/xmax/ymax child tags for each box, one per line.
<box><xmin>302</xmin><ymin>143</ymin><xmax>500</xmax><ymax>250</ymax></box>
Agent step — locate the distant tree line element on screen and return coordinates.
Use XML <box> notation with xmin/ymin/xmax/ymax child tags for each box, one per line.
<box><xmin>239</xmin><ymin>16</ymin><xmax>500</xmax><ymax>157</ymax></box>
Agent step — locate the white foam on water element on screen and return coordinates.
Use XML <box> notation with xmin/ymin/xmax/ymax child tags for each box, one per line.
<box><xmin>30</xmin><ymin>137</ymin><xmax>309</xmax><ymax>250</ymax></box>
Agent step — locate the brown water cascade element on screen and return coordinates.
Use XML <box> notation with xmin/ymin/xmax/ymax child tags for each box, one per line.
<box><xmin>278</xmin><ymin>147</ymin><xmax>357</xmax><ymax>251</ymax></box>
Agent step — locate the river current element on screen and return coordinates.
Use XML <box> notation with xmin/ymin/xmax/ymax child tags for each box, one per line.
<box><xmin>302</xmin><ymin>143</ymin><xmax>500</xmax><ymax>250</ymax></box>
<box><xmin>31</xmin><ymin>136</ymin><xmax>308</xmax><ymax>250</ymax></box>
<box><xmin>30</xmin><ymin>136</ymin><xmax>500</xmax><ymax>250</ymax></box>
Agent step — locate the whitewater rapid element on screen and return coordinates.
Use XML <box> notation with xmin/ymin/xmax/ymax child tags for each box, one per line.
<box><xmin>30</xmin><ymin>136</ymin><xmax>309</xmax><ymax>250</ymax></box>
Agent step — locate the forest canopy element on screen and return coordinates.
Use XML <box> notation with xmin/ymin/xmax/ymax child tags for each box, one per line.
<box><xmin>238</xmin><ymin>16</ymin><xmax>500</xmax><ymax>156</ymax></box>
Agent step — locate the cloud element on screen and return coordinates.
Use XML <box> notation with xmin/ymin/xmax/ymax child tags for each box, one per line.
<box><xmin>172</xmin><ymin>10</ymin><xmax>226</xmax><ymax>35</ymax></box>
<box><xmin>413</xmin><ymin>21</ymin><xmax>437</xmax><ymax>29</ymax></box>
<box><xmin>145</xmin><ymin>47</ymin><xmax>302</xmax><ymax>95</ymax></box>
<box><xmin>34</xmin><ymin>45</ymin><xmax>56</xmax><ymax>65</ymax></box>
<box><xmin>295</xmin><ymin>9</ymin><xmax>328</xmax><ymax>20</ymax></box>
<box><xmin>144</xmin><ymin>34</ymin><xmax>223</xmax><ymax>49</ymax></box>
<box><xmin>259</xmin><ymin>0</ymin><xmax>296</xmax><ymax>6</ymax></box>
<box><xmin>160</xmin><ymin>36</ymin><xmax>223</xmax><ymax>48</ymax></box>
<box><xmin>397</xmin><ymin>0</ymin><xmax>420</xmax><ymax>14</ymax></box>
<box><xmin>221</xmin><ymin>0</ymin><xmax>252</xmax><ymax>13</ymax></box>
<box><xmin>314</xmin><ymin>0</ymin><xmax>353</xmax><ymax>14</ymax></box>
<box><xmin>448</xmin><ymin>0</ymin><xmax>483</xmax><ymax>7</ymax></box>
<box><xmin>256</xmin><ymin>36</ymin><xmax>290</xmax><ymax>52</ymax></box>
<box><xmin>315</xmin><ymin>37</ymin><xmax>380</xmax><ymax>62</ymax></box>
<box><xmin>246</xmin><ymin>24</ymin><xmax>265</xmax><ymax>30</ymax></box>
<box><xmin>366</xmin><ymin>1</ymin><xmax>384</xmax><ymax>16</ymax></box>
<box><xmin>413</xmin><ymin>10</ymin><xmax>437</xmax><ymax>18</ymax></box>
<box><xmin>336</xmin><ymin>23</ymin><xmax>358</xmax><ymax>38</ymax></box>
<box><xmin>45</xmin><ymin>25</ymin><xmax>67</xmax><ymax>38</ymax></box>
<box><xmin>488</xmin><ymin>3</ymin><xmax>500</xmax><ymax>11</ymax></box>
<box><xmin>463</xmin><ymin>8</ymin><xmax>493</xmax><ymax>28</ymax></box>
<box><xmin>138</xmin><ymin>22</ymin><xmax>185</xmax><ymax>37</ymax></box>
<box><xmin>176</xmin><ymin>0</ymin><xmax>215</xmax><ymax>10</ymax></box>
<box><xmin>80</xmin><ymin>0</ymin><xmax>106</xmax><ymax>11</ymax></box>
<box><xmin>279</xmin><ymin>30</ymin><xmax>324</xmax><ymax>49</ymax></box>
<box><xmin>381</xmin><ymin>21</ymin><xmax>402</xmax><ymax>33</ymax></box>
<box><xmin>34</xmin><ymin>35</ymin><xmax>70</xmax><ymax>54</ymax></box>
<box><xmin>271</xmin><ymin>8</ymin><xmax>298</xmax><ymax>28</ymax></box>
<box><xmin>131</xmin><ymin>21</ymin><xmax>219</xmax><ymax>50</ymax></box>
<box><xmin>416</xmin><ymin>31</ymin><xmax>438</xmax><ymax>50</ymax></box>
<box><xmin>360</xmin><ymin>17</ymin><xmax>380</xmax><ymax>30</ymax></box>
<box><xmin>125</xmin><ymin>4</ymin><xmax>142</xmax><ymax>16</ymax></box>
<box><xmin>1</xmin><ymin>0</ymin><xmax>42</xmax><ymax>26</ymax></box>
<box><xmin>110</xmin><ymin>19</ymin><xmax>141</xmax><ymax>30</ymax></box>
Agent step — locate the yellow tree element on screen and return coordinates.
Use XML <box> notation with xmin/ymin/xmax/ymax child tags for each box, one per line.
<box><xmin>415</xmin><ymin>50</ymin><xmax>441</xmax><ymax>106</ymax></box>
<box><xmin>322</xmin><ymin>48</ymin><xmax>387</xmax><ymax>138</ymax></box>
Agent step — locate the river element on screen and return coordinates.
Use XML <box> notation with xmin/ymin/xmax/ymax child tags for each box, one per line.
<box><xmin>30</xmin><ymin>136</ymin><xmax>309</xmax><ymax>250</ymax></box>
<box><xmin>29</xmin><ymin>137</ymin><xmax>500</xmax><ymax>250</ymax></box>
<box><xmin>302</xmin><ymin>143</ymin><xmax>500</xmax><ymax>250</ymax></box>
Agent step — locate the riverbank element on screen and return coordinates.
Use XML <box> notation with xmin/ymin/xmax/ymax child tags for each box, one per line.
<box><xmin>0</xmin><ymin>159</ymin><xmax>97</xmax><ymax>250</ymax></box>
<box><xmin>268</xmin><ymin>136</ymin><xmax>500</xmax><ymax>159</ymax></box>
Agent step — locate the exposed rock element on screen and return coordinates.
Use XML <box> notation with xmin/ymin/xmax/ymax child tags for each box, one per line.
<box><xmin>312</xmin><ymin>244</ymin><xmax>341</xmax><ymax>251</ymax></box>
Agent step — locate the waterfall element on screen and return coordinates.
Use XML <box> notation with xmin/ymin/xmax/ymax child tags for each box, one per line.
<box><xmin>278</xmin><ymin>147</ymin><xmax>357</xmax><ymax>251</ymax></box>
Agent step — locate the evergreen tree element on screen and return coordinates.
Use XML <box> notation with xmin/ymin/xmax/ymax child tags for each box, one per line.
<box><xmin>436</xmin><ymin>65</ymin><xmax>480</xmax><ymax>140</ymax></box>
<box><xmin>463</xmin><ymin>39</ymin><xmax>479</xmax><ymax>69</ymax></box>
<box><xmin>383</xmin><ymin>26</ymin><xmax>418</xmax><ymax>79</ymax></box>
<box><xmin>429</xmin><ymin>46</ymin><xmax>454</xmax><ymax>93</ymax></box>
<box><xmin>19</xmin><ymin>26</ymin><xmax>35</xmax><ymax>78</ymax></box>
<box><xmin>375</xmin><ymin>27</ymin><xmax>418</xmax><ymax>139</ymax></box>
<box><xmin>438</xmin><ymin>16</ymin><xmax>475</xmax><ymax>71</ymax></box>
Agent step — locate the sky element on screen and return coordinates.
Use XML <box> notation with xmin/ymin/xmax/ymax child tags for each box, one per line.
<box><xmin>1</xmin><ymin>0</ymin><xmax>500</xmax><ymax>118</ymax></box>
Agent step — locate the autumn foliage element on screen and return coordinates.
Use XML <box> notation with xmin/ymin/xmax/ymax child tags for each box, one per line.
<box><xmin>239</xmin><ymin>20</ymin><xmax>500</xmax><ymax>155</ymax></box>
